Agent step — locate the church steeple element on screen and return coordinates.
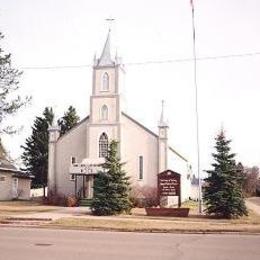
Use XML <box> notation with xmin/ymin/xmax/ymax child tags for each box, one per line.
<box><xmin>97</xmin><ymin>30</ymin><xmax>115</xmax><ymax>67</ymax></box>
<box><xmin>88</xmin><ymin>28</ymin><xmax>124</xmax><ymax>159</ymax></box>
<box><xmin>158</xmin><ymin>100</ymin><xmax>169</xmax><ymax>128</ymax></box>
<box><xmin>158</xmin><ymin>100</ymin><xmax>169</xmax><ymax>172</ymax></box>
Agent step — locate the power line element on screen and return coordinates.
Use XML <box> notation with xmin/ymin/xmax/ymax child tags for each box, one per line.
<box><xmin>20</xmin><ymin>51</ymin><xmax>260</xmax><ymax>70</ymax></box>
<box><xmin>127</xmin><ymin>52</ymin><xmax>260</xmax><ymax>65</ymax></box>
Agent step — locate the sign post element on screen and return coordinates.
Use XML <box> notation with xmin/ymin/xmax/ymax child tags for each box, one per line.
<box><xmin>158</xmin><ymin>170</ymin><xmax>181</xmax><ymax>207</ymax></box>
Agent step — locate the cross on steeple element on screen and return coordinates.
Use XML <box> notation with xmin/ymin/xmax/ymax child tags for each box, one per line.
<box><xmin>105</xmin><ymin>17</ymin><xmax>115</xmax><ymax>31</ymax></box>
<box><xmin>97</xmin><ymin>19</ymin><xmax>115</xmax><ymax>67</ymax></box>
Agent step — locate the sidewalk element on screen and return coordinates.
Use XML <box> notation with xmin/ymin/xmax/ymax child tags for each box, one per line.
<box><xmin>13</xmin><ymin>206</ymin><xmax>91</xmax><ymax>221</ymax></box>
<box><xmin>246</xmin><ymin>197</ymin><xmax>260</xmax><ymax>216</ymax></box>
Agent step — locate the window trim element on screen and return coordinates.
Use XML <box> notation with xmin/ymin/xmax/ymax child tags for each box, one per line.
<box><xmin>101</xmin><ymin>72</ymin><xmax>109</xmax><ymax>91</ymax></box>
<box><xmin>99</xmin><ymin>133</ymin><xmax>109</xmax><ymax>158</ymax></box>
<box><xmin>100</xmin><ymin>105</ymin><xmax>108</xmax><ymax>121</ymax></box>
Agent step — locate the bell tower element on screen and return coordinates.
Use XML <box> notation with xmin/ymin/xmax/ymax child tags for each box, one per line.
<box><xmin>86</xmin><ymin>30</ymin><xmax>124</xmax><ymax>159</ymax></box>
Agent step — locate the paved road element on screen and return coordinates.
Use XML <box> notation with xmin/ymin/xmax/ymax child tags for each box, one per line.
<box><xmin>0</xmin><ymin>227</ymin><xmax>259</xmax><ymax>260</ymax></box>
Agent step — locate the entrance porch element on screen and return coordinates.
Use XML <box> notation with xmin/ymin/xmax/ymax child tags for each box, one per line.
<box><xmin>69</xmin><ymin>158</ymin><xmax>105</xmax><ymax>203</ymax></box>
<box><xmin>73</xmin><ymin>174</ymin><xmax>95</xmax><ymax>199</ymax></box>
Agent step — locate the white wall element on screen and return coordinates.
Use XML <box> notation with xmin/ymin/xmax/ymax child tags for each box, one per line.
<box><xmin>55</xmin><ymin>119</ymin><xmax>88</xmax><ymax>196</ymax></box>
<box><xmin>167</xmin><ymin>149</ymin><xmax>191</xmax><ymax>202</ymax></box>
<box><xmin>87</xmin><ymin>124</ymin><xmax>120</xmax><ymax>158</ymax></box>
<box><xmin>0</xmin><ymin>173</ymin><xmax>12</xmax><ymax>200</ymax></box>
<box><xmin>0</xmin><ymin>173</ymin><xmax>31</xmax><ymax>200</ymax></box>
<box><xmin>121</xmin><ymin>114</ymin><xmax>158</xmax><ymax>188</ymax></box>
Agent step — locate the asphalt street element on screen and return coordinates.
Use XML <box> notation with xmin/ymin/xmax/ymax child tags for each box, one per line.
<box><xmin>0</xmin><ymin>227</ymin><xmax>260</xmax><ymax>260</ymax></box>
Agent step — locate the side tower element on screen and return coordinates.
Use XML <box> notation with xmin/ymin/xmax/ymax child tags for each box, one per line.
<box><xmin>158</xmin><ymin>100</ymin><xmax>169</xmax><ymax>172</ymax></box>
<box><xmin>48</xmin><ymin>123</ymin><xmax>60</xmax><ymax>194</ymax></box>
<box><xmin>86</xmin><ymin>30</ymin><xmax>125</xmax><ymax>159</ymax></box>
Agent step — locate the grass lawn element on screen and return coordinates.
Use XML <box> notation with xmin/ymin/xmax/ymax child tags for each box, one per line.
<box><xmin>2</xmin><ymin>199</ymin><xmax>260</xmax><ymax>234</ymax></box>
<box><xmin>0</xmin><ymin>200</ymin><xmax>59</xmax><ymax>216</ymax></box>
<box><xmin>49</xmin><ymin>209</ymin><xmax>260</xmax><ymax>233</ymax></box>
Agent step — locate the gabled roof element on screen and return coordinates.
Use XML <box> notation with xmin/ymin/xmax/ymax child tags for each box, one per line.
<box><xmin>97</xmin><ymin>30</ymin><xmax>115</xmax><ymax>67</ymax></box>
<box><xmin>0</xmin><ymin>158</ymin><xmax>33</xmax><ymax>179</ymax></box>
<box><xmin>169</xmin><ymin>146</ymin><xmax>188</xmax><ymax>162</ymax></box>
<box><xmin>122</xmin><ymin>112</ymin><xmax>187</xmax><ymax>162</ymax></box>
<box><xmin>122</xmin><ymin>112</ymin><xmax>158</xmax><ymax>138</ymax></box>
<box><xmin>57</xmin><ymin>116</ymin><xmax>89</xmax><ymax>142</ymax></box>
<box><xmin>0</xmin><ymin>158</ymin><xmax>17</xmax><ymax>172</ymax></box>
<box><xmin>56</xmin><ymin>112</ymin><xmax>187</xmax><ymax>163</ymax></box>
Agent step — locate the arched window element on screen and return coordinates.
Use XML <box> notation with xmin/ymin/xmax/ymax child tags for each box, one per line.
<box><xmin>99</xmin><ymin>133</ymin><xmax>108</xmax><ymax>158</ymax></box>
<box><xmin>101</xmin><ymin>105</ymin><xmax>108</xmax><ymax>120</ymax></box>
<box><xmin>102</xmin><ymin>72</ymin><xmax>109</xmax><ymax>91</ymax></box>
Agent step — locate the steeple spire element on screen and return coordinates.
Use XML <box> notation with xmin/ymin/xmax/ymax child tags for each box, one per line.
<box><xmin>97</xmin><ymin>29</ymin><xmax>115</xmax><ymax>67</ymax></box>
<box><xmin>158</xmin><ymin>100</ymin><xmax>168</xmax><ymax>127</ymax></box>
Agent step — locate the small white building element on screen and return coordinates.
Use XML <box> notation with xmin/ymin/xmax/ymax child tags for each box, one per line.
<box><xmin>0</xmin><ymin>158</ymin><xmax>32</xmax><ymax>201</ymax></box>
<box><xmin>48</xmin><ymin>30</ymin><xmax>192</xmax><ymax>202</ymax></box>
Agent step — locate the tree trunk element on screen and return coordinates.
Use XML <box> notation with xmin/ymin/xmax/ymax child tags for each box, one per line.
<box><xmin>43</xmin><ymin>185</ymin><xmax>46</xmax><ymax>197</ymax></box>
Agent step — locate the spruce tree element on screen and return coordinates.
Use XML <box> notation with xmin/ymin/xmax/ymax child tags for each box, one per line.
<box><xmin>22</xmin><ymin>106</ymin><xmax>79</xmax><ymax>195</ymax></box>
<box><xmin>58</xmin><ymin>106</ymin><xmax>80</xmax><ymax>136</ymax></box>
<box><xmin>21</xmin><ymin>107</ymin><xmax>54</xmax><ymax>194</ymax></box>
<box><xmin>91</xmin><ymin>140</ymin><xmax>133</xmax><ymax>216</ymax></box>
<box><xmin>203</xmin><ymin>130</ymin><xmax>248</xmax><ymax>218</ymax></box>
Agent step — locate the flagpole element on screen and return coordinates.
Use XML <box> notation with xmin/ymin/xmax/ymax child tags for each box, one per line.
<box><xmin>190</xmin><ymin>0</ymin><xmax>202</xmax><ymax>214</ymax></box>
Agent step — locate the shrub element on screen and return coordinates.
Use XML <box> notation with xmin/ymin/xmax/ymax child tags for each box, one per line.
<box><xmin>66</xmin><ymin>196</ymin><xmax>79</xmax><ymax>207</ymax></box>
<box><xmin>43</xmin><ymin>191</ymin><xmax>67</xmax><ymax>206</ymax></box>
<box><xmin>130</xmin><ymin>184</ymin><xmax>158</xmax><ymax>208</ymax></box>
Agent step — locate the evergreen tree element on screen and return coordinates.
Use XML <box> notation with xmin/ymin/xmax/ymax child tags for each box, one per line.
<box><xmin>0</xmin><ymin>32</ymin><xmax>30</xmax><ymax>134</ymax></box>
<box><xmin>0</xmin><ymin>138</ymin><xmax>7</xmax><ymax>159</ymax></box>
<box><xmin>21</xmin><ymin>106</ymin><xmax>79</xmax><ymax>195</ymax></box>
<box><xmin>58</xmin><ymin>106</ymin><xmax>79</xmax><ymax>136</ymax></box>
<box><xmin>21</xmin><ymin>107</ymin><xmax>54</xmax><ymax>194</ymax></box>
<box><xmin>91</xmin><ymin>140</ymin><xmax>133</xmax><ymax>215</ymax></box>
<box><xmin>203</xmin><ymin>130</ymin><xmax>248</xmax><ymax>218</ymax></box>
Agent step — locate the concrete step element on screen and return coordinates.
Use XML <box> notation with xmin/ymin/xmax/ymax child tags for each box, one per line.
<box><xmin>79</xmin><ymin>198</ymin><xmax>93</xmax><ymax>207</ymax></box>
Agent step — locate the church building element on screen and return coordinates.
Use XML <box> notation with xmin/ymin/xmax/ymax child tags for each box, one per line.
<box><xmin>48</xmin><ymin>30</ymin><xmax>192</xmax><ymax>203</ymax></box>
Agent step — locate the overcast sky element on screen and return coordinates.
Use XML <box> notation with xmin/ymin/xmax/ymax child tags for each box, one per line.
<box><xmin>0</xmin><ymin>0</ymin><xmax>259</xmax><ymax>175</ymax></box>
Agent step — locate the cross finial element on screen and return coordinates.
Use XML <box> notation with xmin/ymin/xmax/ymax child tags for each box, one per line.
<box><xmin>105</xmin><ymin>17</ymin><xmax>115</xmax><ymax>31</ymax></box>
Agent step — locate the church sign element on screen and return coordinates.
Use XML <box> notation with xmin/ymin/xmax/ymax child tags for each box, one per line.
<box><xmin>69</xmin><ymin>163</ymin><xmax>102</xmax><ymax>175</ymax></box>
<box><xmin>158</xmin><ymin>170</ymin><xmax>181</xmax><ymax>207</ymax></box>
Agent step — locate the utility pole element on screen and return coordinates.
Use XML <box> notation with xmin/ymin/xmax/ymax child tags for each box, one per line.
<box><xmin>190</xmin><ymin>0</ymin><xmax>202</xmax><ymax>213</ymax></box>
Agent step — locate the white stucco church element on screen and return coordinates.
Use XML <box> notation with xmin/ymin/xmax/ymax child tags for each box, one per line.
<box><xmin>48</xmin><ymin>30</ymin><xmax>192</xmax><ymax>203</ymax></box>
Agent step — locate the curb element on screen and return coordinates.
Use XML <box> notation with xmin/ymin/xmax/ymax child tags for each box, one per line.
<box><xmin>5</xmin><ymin>217</ymin><xmax>52</xmax><ymax>221</ymax></box>
<box><xmin>1</xmin><ymin>223</ymin><xmax>260</xmax><ymax>235</ymax></box>
<box><xmin>37</xmin><ymin>224</ymin><xmax>260</xmax><ymax>235</ymax></box>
